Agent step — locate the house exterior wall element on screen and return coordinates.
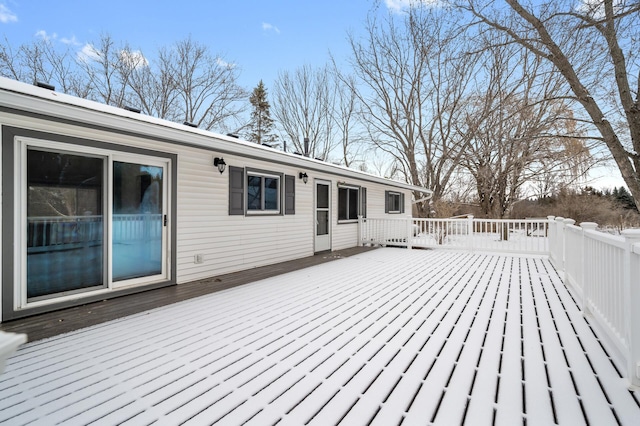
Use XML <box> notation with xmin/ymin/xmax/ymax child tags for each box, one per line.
<box><xmin>0</xmin><ymin>78</ymin><xmax>427</xmax><ymax>321</ymax></box>
<box><xmin>175</xmin><ymin>151</ymin><xmax>315</xmax><ymax>283</ymax></box>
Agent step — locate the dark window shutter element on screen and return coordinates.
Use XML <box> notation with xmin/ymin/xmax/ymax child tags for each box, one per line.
<box><xmin>361</xmin><ymin>187</ymin><xmax>367</xmax><ymax>218</ymax></box>
<box><xmin>385</xmin><ymin>190</ymin><xmax>390</xmax><ymax>213</ymax></box>
<box><xmin>285</xmin><ymin>174</ymin><xmax>295</xmax><ymax>215</ymax></box>
<box><xmin>401</xmin><ymin>192</ymin><xmax>405</xmax><ymax>213</ymax></box>
<box><xmin>229</xmin><ymin>166</ymin><xmax>245</xmax><ymax>215</ymax></box>
<box><xmin>338</xmin><ymin>187</ymin><xmax>348</xmax><ymax>220</ymax></box>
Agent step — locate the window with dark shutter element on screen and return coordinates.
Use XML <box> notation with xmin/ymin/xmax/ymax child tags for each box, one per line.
<box><xmin>246</xmin><ymin>170</ymin><xmax>281</xmax><ymax>214</ymax></box>
<box><xmin>285</xmin><ymin>175</ymin><xmax>295</xmax><ymax>215</ymax></box>
<box><xmin>360</xmin><ymin>187</ymin><xmax>367</xmax><ymax>218</ymax></box>
<box><xmin>385</xmin><ymin>190</ymin><xmax>403</xmax><ymax>214</ymax></box>
<box><xmin>229</xmin><ymin>166</ymin><xmax>245</xmax><ymax>215</ymax></box>
<box><xmin>338</xmin><ymin>184</ymin><xmax>361</xmax><ymax>222</ymax></box>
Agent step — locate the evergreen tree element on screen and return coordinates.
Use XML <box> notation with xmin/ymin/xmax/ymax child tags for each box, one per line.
<box><xmin>247</xmin><ymin>80</ymin><xmax>278</xmax><ymax>146</ymax></box>
<box><xmin>613</xmin><ymin>186</ymin><xmax>637</xmax><ymax>211</ymax></box>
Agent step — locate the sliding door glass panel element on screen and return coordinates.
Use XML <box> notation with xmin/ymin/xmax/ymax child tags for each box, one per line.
<box><xmin>26</xmin><ymin>149</ymin><xmax>104</xmax><ymax>299</ymax></box>
<box><xmin>112</xmin><ymin>161</ymin><xmax>163</xmax><ymax>282</ymax></box>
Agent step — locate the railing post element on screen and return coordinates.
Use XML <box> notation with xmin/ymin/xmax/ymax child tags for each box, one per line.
<box><xmin>562</xmin><ymin>218</ymin><xmax>575</xmax><ymax>287</ymax></box>
<box><xmin>406</xmin><ymin>217</ymin><xmax>413</xmax><ymax>250</ymax></box>
<box><xmin>579</xmin><ymin>222</ymin><xmax>598</xmax><ymax>315</ymax></box>
<box><xmin>547</xmin><ymin>215</ymin><xmax>556</xmax><ymax>259</ymax></box>
<box><xmin>357</xmin><ymin>215</ymin><xmax>363</xmax><ymax>247</ymax></box>
<box><xmin>467</xmin><ymin>215</ymin><xmax>474</xmax><ymax>252</ymax></box>
<box><xmin>621</xmin><ymin>229</ymin><xmax>640</xmax><ymax>389</ymax></box>
<box><xmin>554</xmin><ymin>217</ymin><xmax>565</xmax><ymax>271</ymax></box>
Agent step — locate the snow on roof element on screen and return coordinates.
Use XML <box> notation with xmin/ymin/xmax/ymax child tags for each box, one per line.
<box><xmin>0</xmin><ymin>77</ymin><xmax>432</xmax><ymax>196</ymax></box>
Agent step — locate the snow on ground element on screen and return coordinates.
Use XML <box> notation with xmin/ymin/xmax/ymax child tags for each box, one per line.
<box><xmin>0</xmin><ymin>248</ymin><xmax>639</xmax><ymax>425</ymax></box>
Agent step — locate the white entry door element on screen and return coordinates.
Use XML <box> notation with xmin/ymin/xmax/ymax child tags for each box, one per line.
<box><xmin>315</xmin><ymin>180</ymin><xmax>331</xmax><ymax>252</ymax></box>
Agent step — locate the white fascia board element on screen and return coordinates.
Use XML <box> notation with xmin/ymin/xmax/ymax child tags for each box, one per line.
<box><xmin>0</xmin><ymin>77</ymin><xmax>432</xmax><ymax>196</ymax></box>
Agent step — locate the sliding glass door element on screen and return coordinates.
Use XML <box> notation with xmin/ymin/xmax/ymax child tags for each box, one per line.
<box><xmin>19</xmin><ymin>138</ymin><xmax>171</xmax><ymax>307</ymax></box>
<box><xmin>112</xmin><ymin>160</ymin><xmax>166</xmax><ymax>285</ymax></box>
<box><xmin>26</xmin><ymin>149</ymin><xmax>106</xmax><ymax>299</ymax></box>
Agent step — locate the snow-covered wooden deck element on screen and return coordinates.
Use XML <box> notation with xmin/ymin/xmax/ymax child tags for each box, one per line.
<box><xmin>1</xmin><ymin>248</ymin><xmax>639</xmax><ymax>425</ymax></box>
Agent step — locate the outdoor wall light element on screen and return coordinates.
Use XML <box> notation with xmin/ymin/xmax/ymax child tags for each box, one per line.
<box><xmin>214</xmin><ymin>157</ymin><xmax>227</xmax><ymax>174</ymax></box>
<box><xmin>299</xmin><ymin>172</ymin><xmax>309</xmax><ymax>184</ymax></box>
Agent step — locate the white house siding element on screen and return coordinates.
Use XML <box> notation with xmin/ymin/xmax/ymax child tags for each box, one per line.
<box><xmin>0</xmin><ymin>78</ymin><xmax>432</xmax><ymax>320</ymax></box>
<box><xmin>175</xmin><ymin>151</ymin><xmax>314</xmax><ymax>284</ymax></box>
<box><xmin>328</xmin><ymin>179</ymin><xmax>413</xmax><ymax>252</ymax></box>
<box><xmin>0</xmin><ymin>110</ymin><xmax>414</xmax><ymax>283</ymax></box>
<box><xmin>0</xmin><ymin>111</ymin><xmax>315</xmax><ymax>285</ymax></box>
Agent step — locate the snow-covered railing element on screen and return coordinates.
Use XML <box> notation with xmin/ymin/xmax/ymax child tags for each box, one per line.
<box><xmin>359</xmin><ymin>216</ymin><xmax>548</xmax><ymax>255</ymax></box>
<box><xmin>550</xmin><ymin>216</ymin><xmax>640</xmax><ymax>389</ymax></box>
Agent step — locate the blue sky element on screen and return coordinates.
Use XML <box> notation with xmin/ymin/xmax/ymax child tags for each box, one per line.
<box><xmin>0</xmin><ymin>0</ymin><xmax>411</xmax><ymax>90</ymax></box>
<box><xmin>0</xmin><ymin>0</ymin><xmax>627</xmax><ymax>189</ymax></box>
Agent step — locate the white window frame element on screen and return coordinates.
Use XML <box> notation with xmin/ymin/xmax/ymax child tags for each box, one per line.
<box><xmin>337</xmin><ymin>184</ymin><xmax>361</xmax><ymax>223</ymax></box>
<box><xmin>387</xmin><ymin>191</ymin><xmax>402</xmax><ymax>214</ymax></box>
<box><xmin>246</xmin><ymin>171</ymin><xmax>281</xmax><ymax>215</ymax></box>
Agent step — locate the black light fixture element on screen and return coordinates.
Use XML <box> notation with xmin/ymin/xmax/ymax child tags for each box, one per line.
<box><xmin>299</xmin><ymin>172</ymin><xmax>308</xmax><ymax>184</ymax></box>
<box><xmin>214</xmin><ymin>157</ymin><xmax>226</xmax><ymax>174</ymax></box>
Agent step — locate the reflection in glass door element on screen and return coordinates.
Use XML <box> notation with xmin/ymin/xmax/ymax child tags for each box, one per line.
<box><xmin>112</xmin><ymin>161</ymin><xmax>165</xmax><ymax>283</ymax></box>
<box><xmin>26</xmin><ymin>149</ymin><xmax>106</xmax><ymax>300</ymax></box>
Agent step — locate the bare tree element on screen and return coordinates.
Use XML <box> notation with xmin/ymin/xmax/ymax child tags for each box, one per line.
<box><xmin>165</xmin><ymin>37</ymin><xmax>247</xmax><ymax>132</ymax></box>
<box><xmin>76</xmin><ymin>33</ymin><xmax>139</xmax><ymax>107</ymax></box>
<box><xmin>459</xmin><ymin>30</ymin><xmax>593</xmax><ymax>218</ymax></box>
<box><xmin>272</xmin><ymin>64</ymin><xmax>338</xmax><ymax>160</ymax></box>
<box><xmin>458</xmin><ymin>0</ymin><xmax>640</xmax><ymax>210</ymax></box>
<box><xmin>0</xmin><ymin>36</ymin><xmax>85</xmax><ymax>95</ymax></box>
<box><xmin>529</xmin><ymin>107</ymin><xmax>595</xmax><ymax>199</ymax></box>
<box><xmin>127</xmin><ymin>46</ymin><xmax>181</xmax><ymax>121</ymax></box>
<box><xmin>331</xmin><ymin>70</ymin><xmax>365</xmax><ymax>167</ymax></box>
<box><xmin>0</xmin><ymin>36</ymin><xmax>24</xmax><ymax>80</ymax></box>
<box><xmin>347</xmin><ymin>7</ymin><xmax>478</xmax><ymax>216</ymax></box>
<box><xmin>1</xmin><ymin>33</ymin><xmax>248</xmax><ymax>132</ymax></box>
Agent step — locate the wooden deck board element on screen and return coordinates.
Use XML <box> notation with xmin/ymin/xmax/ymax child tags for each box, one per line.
<box><xmin>1</xmin><ymin>248</ymin><xmax>640</xmax><ymax>425</ymax></box>
<box><xmin>1</xmin><ymin>247</ymin><xmax>376</xmax><ymax>342</ymax></box>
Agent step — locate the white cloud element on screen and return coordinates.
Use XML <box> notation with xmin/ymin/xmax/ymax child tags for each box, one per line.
<box><xmin>385</xmin><ymin>0</ymin><xmax>441</xmax><ymax>13</ymax></box>
<box><xmin>35</xmin><ymin>30</ymin><xmax>57</xmax><ymax>42</ymax></box>
<box><xmin>119</xmin><ymin>49</ymin><xmax>149</xmax><ymax>70</ymax></box>
<box><xmin>0</xmin><ymin>4</ymin><xmax>17</xmax><ymax>23</ymax></box>
<box><xmin>61</xmin><ymin>35</ymin><xmax>81</xmax><ymax>46</ymax></box>
<box><xmin>77</xmin><ymin>43</ymin><xmax>101</xmax><ymax>63</ymax></box>
<box><xmin>262</xmin><ymin>22</ymin><xmax>280</xmax><ymax>34</ymax></box>
<box><xmin>575</xmin><ymin>0</ymin><xmax>624</xmax><ymax>18</ymax></box>
<box><xmin>216</xmin><ymin>57</ymin><xmax>236</xmax><ymax>69</ymax></box>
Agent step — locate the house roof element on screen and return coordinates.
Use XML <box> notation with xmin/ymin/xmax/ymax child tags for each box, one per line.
<box><xmin>0</xmin><ymin>77</ymin><xmax>432</xmax><ymax>197</ymax></box>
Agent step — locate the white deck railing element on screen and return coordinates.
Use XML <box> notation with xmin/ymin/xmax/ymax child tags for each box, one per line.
<box><xmin>28</xmin><ymin>214</ymin><xmax>163</xmax><ymax>251</ymax></box>
<box><xmin>548</xmin><ymin>216</ymin><xmax>640</xmax><ymax>389</ymax></box>
<box><xmin>360</xmin><ymin>214</ymin><xmax>640</xmax><ymax>388</ymax></box>
<box><xmin>359</xmin><ymin>216</ymin><xmax>548</xmax><ymax>254</ymax></box>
